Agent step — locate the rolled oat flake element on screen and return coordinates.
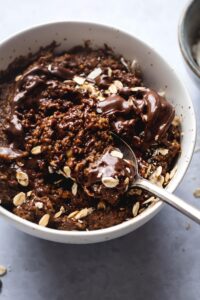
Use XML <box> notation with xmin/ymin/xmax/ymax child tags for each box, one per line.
<box><xmin>0</xmin><ymin>265</ymin><xmax>7</xmax><ymax>277</ymax></box>
<box><xmin>39</xmin><ymin>214</ymin><xmax>50</xmax><ymax>227</ymax></box>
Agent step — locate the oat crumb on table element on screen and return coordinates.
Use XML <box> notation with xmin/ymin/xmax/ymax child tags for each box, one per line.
<box><xmin>193</xmin><ymin>188</ymin><xmax>200</xmax><ymax>198</ymax></box>
<box><xmin>0</xmin><ymin>265</ymin><xmax>7</xmax><ymax>277</ymax></box>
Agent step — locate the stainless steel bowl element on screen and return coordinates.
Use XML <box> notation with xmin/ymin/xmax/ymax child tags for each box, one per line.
<box><xmin>178</xmin><ymin>0</ymin><xmax>200</xmax><ymax>85</ymax></box>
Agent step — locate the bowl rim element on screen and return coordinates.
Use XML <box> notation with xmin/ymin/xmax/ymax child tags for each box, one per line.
<box><xmin>0</xmin><ymin>20</ymin><xmax>197</xmax><ymax>240</ymax></box>
<box><xmin>178</xmin><ymin>0</ymin><xmax>200</xmax><ymax>79</ymax></box>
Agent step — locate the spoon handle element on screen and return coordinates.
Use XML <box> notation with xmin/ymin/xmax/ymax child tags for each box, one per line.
<box><xmin>135</xmin><ymin>177</ymin><xmax>200</xmax><ymax>224</ymax></box>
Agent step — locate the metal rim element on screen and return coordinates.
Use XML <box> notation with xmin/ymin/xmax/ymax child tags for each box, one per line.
<box><xmin>178</xmin><ymin>0</ymin><xmax>200</xmax><ymax>79</ymax></box>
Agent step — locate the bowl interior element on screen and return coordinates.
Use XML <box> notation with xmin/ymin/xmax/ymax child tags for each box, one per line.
<box><xmin>0</xmin><ymin>22</ymin><xmax>196</xmax><ymax>243</ymax></box>
<box><xmin>179</xmin><ymin>0</ymin><xmax>200</xmax><ymax>78</ymax></box>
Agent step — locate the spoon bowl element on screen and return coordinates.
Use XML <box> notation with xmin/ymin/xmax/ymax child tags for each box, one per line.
<box><xmin>112</xmin><ymin>132</ymin><xmax>200</xmax><ymax>224</ymax></box>
<box><xmin>111</xmin><ymin>132</ymin><xmax>138</xmax><ymax>171</ymax></box>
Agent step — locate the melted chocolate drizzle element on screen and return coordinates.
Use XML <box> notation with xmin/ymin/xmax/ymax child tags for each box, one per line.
<box><xmin>98</xmin><ymin>95</ymin><xmax>133</xmax><ymax>116</ymax></box>
<box><xmin>85</xmin><ymin>148</ymin><xmax>135</xmax><ymax>187</ymax></box>
<box><xmin>97</xmin><ymin>90</ymin><xmax>175</xmax><ymax>148</ymax></box>
<box><xmin>83</xmin><ymin>148</ymin><xmax>136</xmax><ymax>204</ymax></box>
<box><xmin>141</xmin><ymin>90</ymin><xmax>175</xmax><ymax>142</ymax></box>
<box><xmin>4</xmin><ymin>61</ymin><xmax>75</xmax><ymax>150</ymax></box>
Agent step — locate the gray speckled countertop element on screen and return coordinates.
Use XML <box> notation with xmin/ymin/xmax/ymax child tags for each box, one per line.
<box><xmin>0</xmin><ymin>0</ymin><xmax>200</xmax><ymax>299</ymax></box>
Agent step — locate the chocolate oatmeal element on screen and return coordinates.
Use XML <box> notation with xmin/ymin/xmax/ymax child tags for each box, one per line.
<box><xmin>0</xmin><ymin>43</ymin><xmax>181</xmax><ymax>230</ymax></box>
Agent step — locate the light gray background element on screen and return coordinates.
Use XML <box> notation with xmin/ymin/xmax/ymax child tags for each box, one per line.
<box><xmin>0</xmin><ymin>0</ymin><xmax>200</xmax><ymax>299</ymax></box>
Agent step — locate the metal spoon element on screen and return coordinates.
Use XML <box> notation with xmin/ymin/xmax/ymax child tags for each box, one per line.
<box><xmin>112</xmin><ymin>133</ymin><xmax>200</xmax><ymax>224</ymax></box>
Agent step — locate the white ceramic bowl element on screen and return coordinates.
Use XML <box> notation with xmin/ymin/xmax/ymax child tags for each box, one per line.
<box><xmin>0</xmin><ymin>22</ymin><xmax>196</xmax><ymax>244</ymax></box>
